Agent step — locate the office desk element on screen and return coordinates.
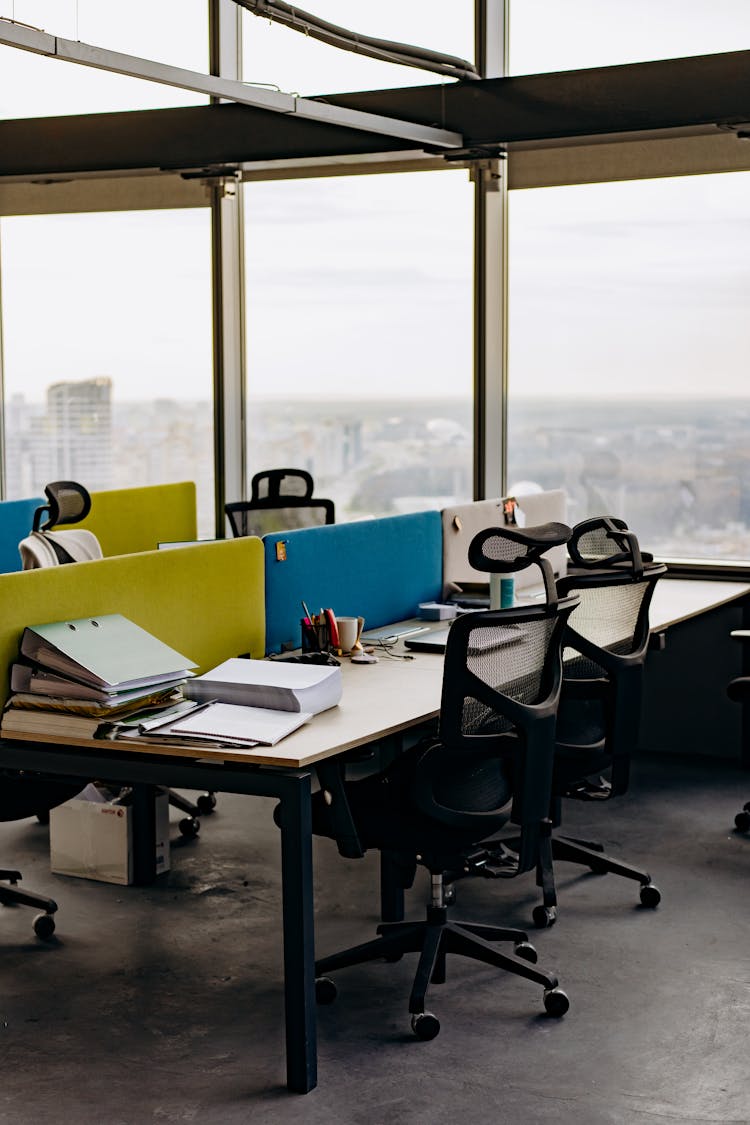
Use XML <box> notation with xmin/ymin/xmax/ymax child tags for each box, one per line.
<box><xmin>649</xmin><ymin>578</ymin><xmax>750</xmax><ymax>631</ymax></box>
<box><xmin>0</xmin><ymin>650</ymin><xmax>445</xmax><ymax>1096</ymax></box>
<box><xmin>0</xmin><ymin>577</ymin><xmax>746</xmax><ymax>1095</ymax></box>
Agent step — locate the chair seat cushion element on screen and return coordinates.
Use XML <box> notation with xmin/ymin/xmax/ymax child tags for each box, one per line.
<box><xmin>311</xmin><ymin>743</ymin><xmax>513</xmax><ymax>863</ymax></box>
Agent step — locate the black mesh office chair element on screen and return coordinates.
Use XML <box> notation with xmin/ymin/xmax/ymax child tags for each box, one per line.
<box><xmin>531</xmin><ymin>516</ymin><xmax>667</xmax><ymax>926</ymax></box>
<box><xmin>1</xmin><ymin>773</ymin><xmax>83</xmax><ymax>939</ymax></box>
<box><xmin>225</xmin><ymin>468</ymin><xmax>335</xmax><ymax>539</ymax></box>
<box><xmin>726</xmin><ymin>639</ymin><xmax>750</xmax><ymax>832</ymax></box>
<box><xmin>305</xmin><ymin>523</ymin><xmax>578</xmax><ymax>1039</ymax></box>
<box><xmin>18</xmin><ymin>481</ymin><xmax>215</xmax><ymax>837</ymax></box>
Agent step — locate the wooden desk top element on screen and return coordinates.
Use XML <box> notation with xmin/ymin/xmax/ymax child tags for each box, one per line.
<box><xmin>6</xmin><ymin>577</ymin><xmax>748</xmax><ymax>773</ymax></box>
<box><xmin>5</xmin><ymin>649</ymin><xmax>444</xmax><ymax>771</ymax></box>
<box><xmin>649</xmin><ymin>578</ymin><xmax>750</xmax><ymax>631</ymax></box>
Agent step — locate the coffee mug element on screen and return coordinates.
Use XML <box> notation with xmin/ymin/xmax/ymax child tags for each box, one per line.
<box><xmin>337</xmin><ymin>615</ymin><xmax>364</xmax><ymax>653</ymax></box>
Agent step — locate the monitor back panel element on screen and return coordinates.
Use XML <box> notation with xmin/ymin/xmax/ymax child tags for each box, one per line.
<box><xmin>263</xmin><ymin>511</ymin><xmax>443</xmax><ymax>654</ymax></box>
<box><xmin>441</xmin><ymin>490</ymin><xmax>568</xmax><ymax>598</ymax></box>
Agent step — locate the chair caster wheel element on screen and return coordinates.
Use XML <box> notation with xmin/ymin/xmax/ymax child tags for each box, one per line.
<box><xmin>514</xmin><ymin>941</ymin><xmax>538</xmax><ymax>964</ymax></box>
<box><xmin>411</xmin><ymin>1011</ymin><xmax>440</xmax><ymax>1040</ymax></box>
<box><xmin>532</xmin><ymin>905</ymin><xmax>557</xmax><ymax>929</ymax></box>
<box><xmin>735</xmin><ymin>809</ymin><xmax>750</xmax><ymax>832</ymax></box>
<box><xmin>543</xmin><ymin>988</ymin><xmax>569</xmax><ymax>1018</ymax></box>
<box><xmin>178</xmin><ymin>817</ymin><xmax>200</xmax><ymax>838</ymax></box>
<box><xmin>315</xmin><ymin>977</ymin><xmax>337</xmax><ymax>1005</ymax></box>
<box><xmin>196</xmin><ymin>793</ymin><xmax>217</xmax><ymax>815</ymax></box>
<box><xmin>33</xmin><ymin>913</ymin><xmax>55</xmax><ymax>941</ymax></box>
<box><xmin>639</xmin><ymin>883</ymin><xmax>661</xmax><ymax>908</ymax></box>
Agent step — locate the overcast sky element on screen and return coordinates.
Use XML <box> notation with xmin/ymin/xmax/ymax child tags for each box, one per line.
<box><xmin>1</xmin><ymin>1</ymin><xmax>750</xmax><ymax>402</ymax></box>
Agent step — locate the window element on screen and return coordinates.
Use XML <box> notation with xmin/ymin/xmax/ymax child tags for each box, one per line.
<box><xmin>509</xmin><ymin>0</ymin><xmax>750</xmax><ymax>75</ymax></box>
<box><xmin>0</xmin><ymin>209</ymin><xmax>215</xmax><ymax>534</ymax></box>
<box><xmin>0</xmin><ymin>0</ymin><xmax>208</xmax><ymax>118</ymax></box>
<box><xmin>242</xmin><ymin>0</ymin><xmax>474</xmax><ymax>95</ymax></box>
<box><xmin>243</xmin><ymin>170</ymin><xmax>473</xmax><ymax>519</ymax></box>
<box><xmin>507</xmin><ymin>172</ymin><xmax>750</xmax><ymax>560</ymax></box>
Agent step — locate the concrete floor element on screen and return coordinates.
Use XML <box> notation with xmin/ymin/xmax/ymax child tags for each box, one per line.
<box><xmin>1</xmin><ymin>753</ymin><xmax>748</xmax><ymax>1125</ymax></box>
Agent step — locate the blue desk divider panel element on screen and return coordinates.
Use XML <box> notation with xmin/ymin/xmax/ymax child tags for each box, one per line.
<box><xmin>264</xmin><ymin>511</ymin><xmax>443</xmax><ymax>654</ymax></box>
<box><xmin>0</xmin><ymin>497</ymin><xmax>44</xmax><ymax>573</ymax></box>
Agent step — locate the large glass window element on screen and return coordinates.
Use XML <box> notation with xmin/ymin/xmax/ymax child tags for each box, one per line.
<box><xmin>0</xmin><ymin>209</ymin><xmax>215</xmax><ymax>534</ymax></box>
<box><xmin>0</xmin><ymin>0</ymin><xmax>208</xmax><ymax>118</ymax></box>
<box><xmin>509</xmin><ymin>0</ymin><xmax>750</xmax><ymax>75</ymax></box>
<box><xmin>242</xmin><ymin>0</ymin><xmax>474</xmax><ymax>95</ymax></box>
<box><xmin>243</xmin><ymin>170</ymin><xmax>473</xmax><ymax>519</ymax></box>
<box><xmin>507</xmin><ymin>172</ymin><xmax>750</xmax><ymax>560</ymax></box>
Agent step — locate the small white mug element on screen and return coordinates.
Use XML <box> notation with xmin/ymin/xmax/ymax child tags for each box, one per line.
<box><xmin>337</xmin><ymin>615</ymin><xmax>364</xmax><ymax>654</ymax></box>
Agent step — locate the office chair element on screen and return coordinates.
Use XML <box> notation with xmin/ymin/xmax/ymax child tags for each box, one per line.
<box><xmin>531</xmin><ymin>516</ymin><xmax>667</xmax><ymax>926</ymax></box>
<box><xmin>1</xmin><ymin>773</ymin><xmax>84</xmax><ymax>939</ymax></box>
<box><xmin>725</xmin><ymin>636</ymin><xmax>750</xmax><ymax>832</ymax></box>
<box><xmin>225</xmin><ymin>468</ymin><xmax>335</xmax><ymax>539</ymax></box>
<box><xmin>304</xmin><ymin>523</ymin><xmax>578</xmax><ymax>1039</ymax></box>
<box><xmin>18</xmin><ymin>481</ymin><xmax>215</xmax><ymax>837</ymax></box>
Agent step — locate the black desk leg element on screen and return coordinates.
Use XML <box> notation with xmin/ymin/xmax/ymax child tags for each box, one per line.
<box><xmin>277</xmin><ymin>774</ymin><xmax>317</xmax><ymax>1094</ymax></box>
<box><xmin>380</xmin><ymin>851</ymin><xmax>405</xmax><ymax>923</ymax></box>
<box><xmin>131</xmin><ymin>784</ymin><xmax>158</xmax><ymax>884</ymax></box>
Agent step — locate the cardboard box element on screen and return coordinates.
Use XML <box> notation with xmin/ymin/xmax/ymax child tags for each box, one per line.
<box><xmin>50</xmin><ymin>787</ymin><xmax>170</xmax><ymax>885</ymax></box>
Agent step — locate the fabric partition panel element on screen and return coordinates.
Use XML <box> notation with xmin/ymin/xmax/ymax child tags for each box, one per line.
<box><xmin>0</xmin><ymin>497</ymin><xmax>45</xmax><ymax>573</ymax></box>
<box><xmin>263</xmin><ymin>511</ymin><xmax>443</xmax><ymax>654</ymax></box>
<box><xmin>0</xmin><ymin>537</ymin><xmax>264</xmax><ymax>710</ymax></box>
<box><xmin>78</xmin><ymin>481</ymin><xmax>198</xmax><ymax>557</ymax></box>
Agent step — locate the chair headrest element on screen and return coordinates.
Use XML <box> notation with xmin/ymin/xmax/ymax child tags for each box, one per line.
<box><xmin>567</xmin><ymin>516</ymin><xmax>644</xmax><ymax>575</ymax></box>
<box><xmin>468</xmin><ymin>521</ymin><xmax>572</xmax><ymax>574</ymax></box>
<box><xmin>251</xmin><ymin>468</ymin><xmax>314</xmax><ymax>502</ymax></box>
<box><xmin>32</xmin><ymin>480</ymin><xmax>92</xmax><ymax>532</ymax></box>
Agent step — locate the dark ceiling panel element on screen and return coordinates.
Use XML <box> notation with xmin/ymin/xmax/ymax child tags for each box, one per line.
<box><xmin>0</xmin><ymin>103</ymin><xmax>412</xmax><ymax>179</ymax></box>
<box><xmin>1</xmin><ymin>51</ymin><xmax>749</xmax><ymax>179</ymax></box>
<box><xmin>329</xmin><ymin>50</ymin><xmax>750</xmax><ymax>145</ymax></box>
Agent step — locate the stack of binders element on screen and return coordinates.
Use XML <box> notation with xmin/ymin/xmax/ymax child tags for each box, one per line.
<box><xmin>1</xmin><ymin>614</ymin><xmax>197</xmax><ymax>741</ymax></box>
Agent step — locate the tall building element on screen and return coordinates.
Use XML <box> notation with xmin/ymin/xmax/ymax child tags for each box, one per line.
<box><xmin>46</xmin><ymin>377</ymin><xmax>113</xmax><ymax>488</ymax></box>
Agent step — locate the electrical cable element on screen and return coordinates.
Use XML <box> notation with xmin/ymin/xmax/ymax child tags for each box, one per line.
<box><xmin>233</xmin><ymin>0</ymin><xmax>479</xmax><ymax>82</ymax></box>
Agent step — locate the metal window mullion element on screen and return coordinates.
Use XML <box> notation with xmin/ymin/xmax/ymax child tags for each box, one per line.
<box><xmin>473</xmin><ymin>0</ymin><xmax>508</xmax><ymax>501</ymax></box>
<box><xmin>209</xmin><ymin>0</ymin><xmax>246</xmax><ymax>535</ymax></box>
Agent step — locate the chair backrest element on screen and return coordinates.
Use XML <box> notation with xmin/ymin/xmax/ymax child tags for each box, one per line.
<box><xmin>557</xmin><ymin>520</ymin><xmax>666</xmax><ymax>793</ymax></box>
<box><xmin>226</xmin><ymin>468</ymin><xmax>335</xmax><ymax>538</ymax></box>
<box><xmin>416</xmin><ymin>523</ymin><xmax>578</xmax><ymax>872</ymax></box>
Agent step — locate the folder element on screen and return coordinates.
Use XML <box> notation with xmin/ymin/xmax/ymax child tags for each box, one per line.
<box><xmin>20</xmin><ymin>614</ymin><xmax>196</xmax><ymax>693</ymax></box>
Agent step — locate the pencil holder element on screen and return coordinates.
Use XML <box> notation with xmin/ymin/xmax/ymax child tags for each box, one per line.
<box><xmin>301</xmin><ymin>618</ymin><xmax>329</xmax><ymax>653</ymax></box>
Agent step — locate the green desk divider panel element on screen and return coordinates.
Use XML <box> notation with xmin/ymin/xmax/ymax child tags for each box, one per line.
<box><xmin>78</xmin><ymin>482</ymin><xmax>197</xmax><ymax>557</ymax></box>
<box><xmin>0</xmin><ymin>497</ymin><xmax>44</xmax><ymax>573</ymax></box>
<box><xmin>0</xmin><ymin>537</ymin><xmax>264</xmax><ymax>711</ymax></box>
<box><xmin>264</xmin><ymin>511</ymin><xmax>443</xmax><ymax>654</ymax></box>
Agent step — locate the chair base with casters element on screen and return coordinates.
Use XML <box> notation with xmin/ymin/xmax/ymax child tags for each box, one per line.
<box><xmin>315</xmin><ymin>872</ymin><xmax>569</xmax><ymax>1039</ymax></box>
<box><xmin>735</xmin><ymin>802</ymin><xmax>750</xmax><ymax>833</ymax></box>
<box><xmin>168</xmin><ymin>790</ymin><xmax>217</xmax><ymax>838</ymax></box>
<box><xmin>0</xmin><ymin>869</ymin><xmax>57</xmax><ymax>940</ymax></box>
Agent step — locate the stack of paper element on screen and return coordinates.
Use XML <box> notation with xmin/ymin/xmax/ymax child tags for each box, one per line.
<box><xmin>184</xmin><ymin>658</ymin><xmax>342</xmax><ymax>715</ymax></box>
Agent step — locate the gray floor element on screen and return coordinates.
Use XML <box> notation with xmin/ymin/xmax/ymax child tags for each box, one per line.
<box><xmin>1</xmin><ymin>754</ymin><xmax>748</xmax><ymax>1125</ymax></box>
